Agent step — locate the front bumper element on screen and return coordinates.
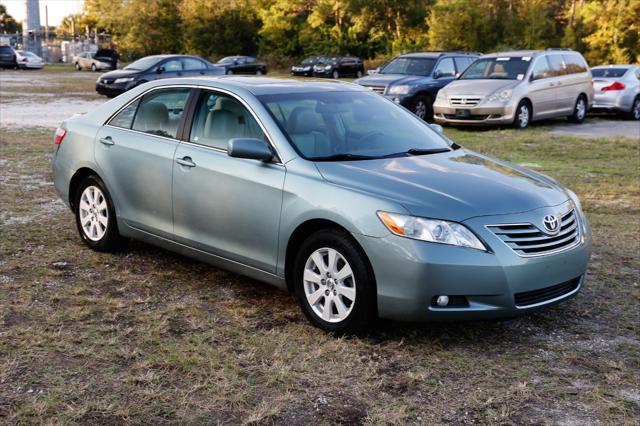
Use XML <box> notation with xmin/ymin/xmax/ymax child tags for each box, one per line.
<box><xmin>354</xmin><ymin>203</ymin><xmax>591</xmax><ymax>322</ymax></box>
<box><xmin>433</xmin><ymin>99</ymin><xmax>516</xmax><ymax>125</ymax></box>
<box><xmin>95</xmin><ymin>82</ymin><xmax>130</xmax><ymax>97</ymax></box>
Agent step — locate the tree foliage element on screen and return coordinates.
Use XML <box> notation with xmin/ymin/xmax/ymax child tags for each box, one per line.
<box><xmin>77</xmin><ymin>0</ymin><xmax>639</xmax><ymax>64</ymax></box>
<box><xmin>0</xmin><ymin>4</ymin><xmax>21</xmax><ymax>34</ymax></box>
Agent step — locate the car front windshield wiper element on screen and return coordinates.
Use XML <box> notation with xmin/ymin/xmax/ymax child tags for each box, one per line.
<box><xmin>312</xmin><ymin>153</ymin><xmax>381</xmax><ymax>162</ymax></box>
<box><xmin>405</xmin><ymin>147</ymin><xmax>452</xmax><ymax>156</ymax></box>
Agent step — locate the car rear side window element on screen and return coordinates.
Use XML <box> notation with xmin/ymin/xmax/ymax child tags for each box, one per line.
<box><xmin>562</xmin><ymin>53</ymin><xmax>587</xmax><ymax>74</ymax></box>
<box><xmin>109</xmin><ymin>99</ymin><xmax>140</xmax><ymax>129</ymax></box>
<box><xmin>546</xmin><ymin>55</ymin><xmax>567</xmax><ymax>77</ymax></box>
<box><xmin>182</xmin><ymin>58</ymin><xmax>206</xmax><ymax>70</ymax></box>
<box><xmin>189</xmin><ymin>91</ymin><xmax>265</xmax><ymax>150</ymax></box>
<box><xmin>591</xmin><ymin>68</ymin><xmax>628</xmax><ymax>78</ymax></box>
<box><xmin>131</xmin><ymin>88</ymin><xmax>191</xmax><ymax>139</ymax></box>
<box><xmin>434</xmin><ymin>57</ymin><xmax>456</xmax><ymax>77</ymax></box>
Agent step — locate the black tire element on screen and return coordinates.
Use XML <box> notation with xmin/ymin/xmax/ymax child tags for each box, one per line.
<box><xmin>568</xmin><ymin>95</ymin><xmax>587</xmax><ymax>124</ymax></box>
<box><xmin>332</xmin><ymin>69</ymin><xmax>339</xmax><ymax>79</ymax></box>
<box><xmin>256</xmin><ymin>69</ymin><xmax>263</xmax><ymax>75</ymax></box>
<box><xmin>356</xmin><ymin>69</ymin><xmax>363</xmax><ymax>78</ymax></box>
<box><xmin>412</xmin><ymin>94</ymin><xmax>433</xmax><ymax>121</ymax></box>
<box><xmin>75</xmin><ymin>62</ymin><xmax>81</xmax><ymax>71</ymax></box>
<box><xmin>293</xmin><ymin>229</ymin><xmax>376</xmax><ymax>334</ymax></box>
<box><xmin>513</xmin><ymin>100</ymin><xmax>531</xmax><ymax>129</ymax></box>
<box><xmin>226</xmin><ymin>69</ymin><xmax>233</xmax><ymax>75</ymax></box>
<box><xmin>625</xmin><ymin>96</ymin><xmax>640</xmax><ymax>120</ymax></box>
<box><xmin>74</xmin><ymin>175</ymin><xmax>125</xmax><ymax>252</ymax></box>
<box><xmin>91</xmin><ymin>63</ymin><xmax>97</xmax><ymax>72</ymax></box>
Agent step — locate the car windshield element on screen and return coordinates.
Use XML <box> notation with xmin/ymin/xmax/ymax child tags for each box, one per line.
<box><xmin>302</xmin><ymin>56</ymin><xmax>325</xmax><ymax>65</ymax></box>
<box><xmin>591</xmin><ymin>68</ymin><xmax>629</xmax><ymax>78</ymax></box>
<box><xmin>218</xmin><ymin>56</ymin><xmax>237</xmax><ymax>64</ymax></box>
<box><xmin>460</xmin><ymin>57</ymin><xmax>532</xmax><ymax>80</ymax></box>
<box><xmin>258</xmin><ymin>91</ymin><xmax>452</xmax><ymax>161</ymax></box>
<box><xmin>124</xmin><ymin>56</ymin><xmax>162</xmax><ymax>71</ymax></box>
<box><xmin>380</xmin><ymin>57</ymin><xmax>436</xmax><ymax>76</ymax></box>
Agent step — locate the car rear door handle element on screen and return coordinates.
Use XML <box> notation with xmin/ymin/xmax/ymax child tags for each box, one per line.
<box><xmin>99</xmin><ymin>136</ymin><xmax>114</xmax><ymax>146</ymax></box>
<box><xmin>176</xmin><ymin>156</ymin><xmax>196</xmax><ymax>168</ymax></box>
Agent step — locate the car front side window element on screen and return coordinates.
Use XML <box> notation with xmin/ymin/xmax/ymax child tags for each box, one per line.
<box><xmin>434</xmin><ymin>58</ymin><xmax>456</xmax><ymax>78</ymax></box>
<box><xmin>131</xmin><ymin>88</ymin><xmax>191</xmax><ymax>139</ymax></box>
<box><xmin>189</xmin><ymin>91</ymin><xmax>265</xmax><ymax>150</ymax></box>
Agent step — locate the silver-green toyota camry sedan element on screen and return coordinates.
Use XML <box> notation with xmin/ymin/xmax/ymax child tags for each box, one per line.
<box><xmin>52</xmin><ymin>77</ymin><xmax>591</xmax><ymax>333</ymax></box>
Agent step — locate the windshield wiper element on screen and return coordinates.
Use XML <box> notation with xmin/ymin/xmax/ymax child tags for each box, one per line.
<box><xmin>405</xmin><ymin>147</ymin><xmax>451</xmax><ymax>156</ymax></box>
<box><xmin>312</xmin><ymin>153</ymin><xmax>379</xmax><ymax>162</ymax></box>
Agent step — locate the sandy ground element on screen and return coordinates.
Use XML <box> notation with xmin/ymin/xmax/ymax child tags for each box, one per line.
<box><xmin>0</xmin><ymin>70</ymin><xmax>106</xmax><ymax>129</ymax></box>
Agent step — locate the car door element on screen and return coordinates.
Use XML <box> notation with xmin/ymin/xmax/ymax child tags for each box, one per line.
<box><xmin>79</xmin><ymin>52</ymin><xmax>89</xmax><ymax>68</ymax></box>
<box><xmin>527</xmin><ymin>55</ymin><xmax>557</xmax><ymax>118</ymax></box>
<box><xmin>172</xmin><ymin>89</ymin><xmax>285</xmax><ymax>272</ymax></box>
<box><xmin>545</xmin><ymin>54</ymin><xmax>573</xmax><ymax>113</ymax></box>
<box><xmin>155</xmin><ymin>58</ymin><xmax>183</xmax><ymax>80</ymax></box>
<box><xmin>94</xmin><ymin>87</ymin><xmax>193</xmax><ymax>239</ymax></box>
<box><xmin>181</xmin><ymin>57</ymin><xmax>207</xmax><ymax>77</ymax></box>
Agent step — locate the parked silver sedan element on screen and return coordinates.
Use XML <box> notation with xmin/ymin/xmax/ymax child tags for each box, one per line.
<box><xmin>591</xmin><ymin>65</ymin><xmax>640</xmax><ymax>120</ymax></box>
<box><xmin>16</xmin><ymin>50</ymin><xmax>44</xmax><ymax>69</ymax></box>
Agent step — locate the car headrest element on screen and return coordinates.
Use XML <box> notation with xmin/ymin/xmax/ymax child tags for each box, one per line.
<box><xmin>205</xmin><ymin>109</ymin><xmax>240</xmax><ymax>141</ymax></box>
<box><xmin>287</xmin><ymin>107</ymin><xmax>318</xmax><ymax>134</ymax></box>
<box><xmin>136</xmin><ymin>101</ymin><xmax>168</xmax><ymax>131</ymax></box>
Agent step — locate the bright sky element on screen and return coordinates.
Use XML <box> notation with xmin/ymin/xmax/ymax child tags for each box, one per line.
<box><xmin>1</xmin><ymin>0</ymin><xmax>84</xmax><ymax>26</ymax></box>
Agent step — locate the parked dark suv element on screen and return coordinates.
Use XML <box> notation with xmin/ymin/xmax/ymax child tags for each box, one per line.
<box><xmin>95</xmin><ymin>54</ymin><xmax>224</xmax><ymax>97</ymax></box>
<box><xmin>355</xmin><ymin>51</ymin><xmax>480</xmax><ymax>120</ymax></box>
<box><xmin>0</xmin><ymin>45</ymin><xmax>17</xmax><ymax>69</ymax></box>
<box><xmin>214</xmin><ymin>56</ymin><xmax>267</xmax><ymax>75</ymax></box>
<box><xmin>313</xmin><ymin>56</ymin><xmax>365</xmax><ymax>79</ymax></box>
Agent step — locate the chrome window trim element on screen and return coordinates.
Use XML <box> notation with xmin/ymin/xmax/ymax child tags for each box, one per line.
<box><xmin>103</xmin><ymin>83</ymin><xmax>284</xmax><ymax>164</ymax></box>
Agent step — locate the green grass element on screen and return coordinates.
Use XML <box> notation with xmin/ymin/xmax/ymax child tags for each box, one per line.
<box><xmin>1</xmin><ymin>108</ymin><xmax>639</xmax><ymax>423</ymax></box>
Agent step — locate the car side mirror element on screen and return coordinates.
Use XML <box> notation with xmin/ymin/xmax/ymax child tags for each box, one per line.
<box><xmin>429</xmin><ymin>123</ymin><xmax>444</xmax><ymax>135</ymax></box>
<box><xmin>227</xmin><ymin>138</ymin><xmax>273</xmax><ymax>161</ymax></box>
<box><xmin>433</xmin><ymin>71</ymin><xmax>442</xmax><ymax>79</ymax></box>
<box><xmin>157</xmin><ymin>66</ymin><xmax>165</xmax><ymax>74</ymax></box>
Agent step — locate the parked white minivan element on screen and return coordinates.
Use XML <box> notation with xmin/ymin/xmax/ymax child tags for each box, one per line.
<box><xmin>433</xmin><ymin>49</ymin><xmax>594</xmax><ymax>129</ymax></box>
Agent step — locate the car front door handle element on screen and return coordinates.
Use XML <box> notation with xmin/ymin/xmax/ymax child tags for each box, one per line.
<box><xmin>176</xmin><ymin>157</ymin><xmax>196</xmax><ymax>168</ymax></box>
<box><xmin>99</xmin><ymin>136</ymin><xmax>114</xmax><ymax>146</ymax></box>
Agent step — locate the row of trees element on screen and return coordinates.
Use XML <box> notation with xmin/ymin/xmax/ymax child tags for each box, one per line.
<box><xmin>59</xmin><ymin>0</ymin><xmax>638</xmax><ymax>66</ymax></box>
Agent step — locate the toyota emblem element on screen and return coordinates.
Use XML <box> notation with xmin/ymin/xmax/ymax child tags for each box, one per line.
<box><xmin>542</xmin><ymin>214</ymin><xmax>559</xmax><ymax>234</ymax></box>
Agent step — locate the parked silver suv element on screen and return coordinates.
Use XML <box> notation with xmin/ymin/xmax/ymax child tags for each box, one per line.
<box><xmin>433</xmin><ymin>49</ymin><xmax>594</xmax><ymax>128</ymax></box>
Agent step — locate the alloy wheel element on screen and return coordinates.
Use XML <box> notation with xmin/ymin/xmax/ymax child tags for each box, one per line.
<box><xmin>332</xmin><ymin>70</ymin><xmax>339</xmax><ymax>79</ymax></box>
<box><xmin>414</xmin><ymin>100</ymin><xmax>427</xmax><ymax>120</ymax></box>
<box><xmin>576</xmin><ymin>98</ymin><xmax>586</xmax><ymax>121</ymax></box>
<box><xmin>633</xmin><ymin>98</ymin><xmax>640</xmax><ymax>120</ymax></box>
<box><xmin>79</xmin><ymin>185</ymin><xmax>109</xmax><ymax>241</ymax></box>
<box><xmin>303</xmin><ymin>247</ymin><xmax>356</xmax><ymax>323</ymax></box>
<box><xmin>518</xmin><ymin>104</ymin><xmax>530</xmax><ymax>128</ymax></box>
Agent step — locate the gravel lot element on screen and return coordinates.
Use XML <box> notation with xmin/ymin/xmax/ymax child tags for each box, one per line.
<box><xmin>1</xmin><ymin>67</ymin><xmax>638</xmax><ymax>424</ymax></box>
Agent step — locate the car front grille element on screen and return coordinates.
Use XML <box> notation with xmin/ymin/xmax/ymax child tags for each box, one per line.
<box><xmin>449</xmin><ymin>96</ymin><xmax>482</xmax><ymax>106</ymax></box>
<box><xmin>487</xmin><ymin>209</ymin><xmax>580</xmax><ymax>256</ymax></box>
<box><xmin>364</xmin><ymin>85</ymin><xmax>386</xmax><ymax>95</ymax></box>
<box><xmin>514</xmin><ymin>277</ymin><xmax>581</xmax><ymax>307</ymax></box>
<box><xmin>443</xmin><ymin>114</ymin><xmax>489</xmax><ymax>120</ymax></box>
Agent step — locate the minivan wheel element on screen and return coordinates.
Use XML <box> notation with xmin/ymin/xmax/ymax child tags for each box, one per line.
<box><xmin>74</xmin><ymin>175</ymin><xmax>125</xmax><ymax>252</ymax></box>
<box><xmin>569</xmin><ymin>95</ymin><xmax>587</xmax><ymax>123</ymax></box>
<box><xmin>412</xmin><ymin>95</ymin><xmax>433</xmax><ymax>121</ymax></box>
<box><xmin>226</xmin><ymin>69</ymin><xmax>233</xmax><ymax>75</ymax></box>
<box><xmin>293</xmin><ymin>229</ymin><xmax>375</xmax><ymax>334</ymax></box>
<box><xmin>332</xmin><ymin>70</ymin><xmax>339</xmax><ymax>79</ymax></box>
<box><xmin>626</xmin><ymin>96</ymin><xmax>640</xmax><ymax>120</ymax></box>
<box><xmin>513</xmin><ymin>100</ymin><xmax>531</xmax><ymax>129</ymax></box>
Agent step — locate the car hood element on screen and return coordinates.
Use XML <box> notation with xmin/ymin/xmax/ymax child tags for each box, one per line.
<box><xmin>99</xmin><ymin>69</ymin><xmax>139</xmax><ymax>79</ymax></box>
<box><xmin>441</xmin><ymin>79</ymin><xmax>519</xmax><ymax>96</ymax></box>
<box><xmin>356</xmin><ymin>74</ymin><xmax>431</xmax><ymax>87</ymax></box>
<box><xmin>314</xmin><ymin>149</ymin><xmax>569</xmax><ymax>221</ymax></box>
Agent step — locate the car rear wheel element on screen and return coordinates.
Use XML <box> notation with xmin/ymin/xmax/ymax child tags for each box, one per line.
<box><xmin>412</xmin><ymin>95</ymin><xmax>433</xmax><ymax>121</ymax></box>
<box><xmin>568</xmin><ymin>95</ymin><xmax>587</xmax><ymax>124</ymax></box>
<box><xmin>513</xmin><ymin>100</ymin><xmax>531</xmax><ymax>129</ymax></box>
<box><xmin>293</xmin><ymin>229</ymin><xmax>375</xmax><ymax>334</ymax></box>
<box><xmin>74</xmin><ymin>175</ymin><xmax>125</xmax><ymax>252</ymax></box>
<box><xmin>75</xmin><ymin>62</ymin><xmax>81</xmax><ymax>71</ymax></box>
<box><xmin>626</xmin><ymin>96</ymin><xmax>640</xmax><ymax>120</ymax></box>
<box><xmin>356</xmin><ymin>70</ymin><xmax>363</xmax><ymax>78</ymax></box>
<box><xmin>91</xmin><ymin>63</ymin><xmax>97</xmax><ymax>72</ymax></box>
<box><xmin>256</xmin><ymin>69</ymin><xmax>263</xmax><ymax>75</ymax></box>
<box><xmin>332</xmin><ymin>70</ymin><xmax>339</xmax><ymax>79</ymax></box>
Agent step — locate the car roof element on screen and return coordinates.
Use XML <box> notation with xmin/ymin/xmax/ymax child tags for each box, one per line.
<box><xmin>399</xmin><ymin>51</ymin><xmax>479</xmax><ymax>59</ymax></box>
<box><xmin>158</xmin><ymin>76</ymin><xmax>368</xmax><ymax>96</ymax></box>
<box><xmin>591</xmin><ymin>64</ymin><xmax>635</xmax><ymax>69</ymax></box>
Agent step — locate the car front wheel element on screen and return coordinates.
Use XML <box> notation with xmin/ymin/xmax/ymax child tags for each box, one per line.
<box><xmin>75</xmin><ymin>63</ymin><xmax>81</xmax><ymax>71</ymax></box>
<box><xmin>74</xmin><ymin>175</ymin><xmax>125</xmax><ymax>252</ymax></box>
<box><xmin>91</xmin><ymin>63</ymin><xmax>97</xmax><ymax>72</ymax></box>
<box><xmin>513</xmin><ymin>100</ymin><xmax>531</xmax><ymax>129</ymax></box>
<box><xmin>294</xmin><ymin>229</ymin><xmax>375</xmax><ymax>333</ymax></box>
<box><xmin>332</xmin><ymin>70</ymin><xmax>339</xmax><ymax>79</ymax></box>
<box><xmin>226</xmin><ymin>69</ymin><xmax>233</xmax><ymax>75</ymax></box>
<box><xmin>412</xmin><ymin>95</ymin><xmax>433</xmax><ymax>121</ymax></box>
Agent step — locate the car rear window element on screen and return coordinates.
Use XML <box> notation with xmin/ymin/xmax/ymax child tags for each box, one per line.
<box><xmin>591</xmin><ymin>68</ymin><xmax>628</xmax><ymax>78</ymax></box>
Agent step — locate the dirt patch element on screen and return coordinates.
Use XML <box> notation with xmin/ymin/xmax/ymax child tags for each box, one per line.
<box><xmin>275</xmin><ymin>392</ymin><xmax>367</xmax><ymax>425</ymax></box>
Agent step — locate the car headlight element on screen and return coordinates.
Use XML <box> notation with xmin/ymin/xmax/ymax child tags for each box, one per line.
<box><xmin>435</xmin><ymin>90</ymin><xmax>446</xmax><ymax>102</ymax></box>
<box><xmin>387</xmin><ymin>85</ymin><xmax>410</xmax><ymax>95</ymax></box>
<box><xmin>377</xmin><ymin>211</ymin><xmax>487</xmax><ymax>251</ymax></box>
<box><xmin>303</xmin><ymin>66</ymin><xmax>311</xmax><ymax>71</ymax></box>
<box><xmin>114</xmin><ymin>77</ymin><xmax>134</xmax><ymax>84</ymax></box>
<box><xmin>486</xmin><ymin>89</ymin><xmax>513</xmax><ymax>103</ymax></box>
<box><xmin>324</xmin><ymin>65</ymin><xmax>331</xmax><ymax>70</ymax></box>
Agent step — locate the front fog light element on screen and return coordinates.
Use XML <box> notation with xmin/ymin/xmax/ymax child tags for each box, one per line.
<box><xmin>377</xmin><ymin>211</ymin><xmax>487</xmax><ymax>251</ymax></box>
<box><xmin>436</xmin><ymin>295</ymin><xmax>449</xmax><ymax>306</ymax></box>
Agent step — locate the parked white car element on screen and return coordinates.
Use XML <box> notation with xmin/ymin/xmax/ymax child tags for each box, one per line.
<box><xmin>16</xmin><ymin>50</ymin><xmax>44</xmax><ymax>69</ymax></box>
<box><xmin>591</xmin><ymin>65</ymin><xmax>640</xmax><ymax>120</ymax></box>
